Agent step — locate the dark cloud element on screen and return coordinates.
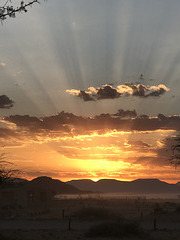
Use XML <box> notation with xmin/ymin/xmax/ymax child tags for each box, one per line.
<box><xmin>138</xmin><ymin>114</ymin><xmax>149</xmax><ymax>119</ymax></box>
<box><xmin>148</xmin><ymin>87</ymin><xmax>166</xmax><ymax>97</ymax></box>
<box><xmin>78</xmin><ymin>90</ymin><xmax>94</xmax><ymax>101</ymax></box>
<box><xmin>0</xmin><ymin>95</ymin><xmax>14</xmax><ymax>109</ymax></box>
<box><xmin>5</xmin><ymin>113</ymin><xmax>71</xmax><ymax>132</ymax></box>
<box><xmin>3</xmin><ymin>111</ymin><xmax>180</xmax><ymax>140</ymax></box>
<box><xmin>158</xmin><ymin>114</ymin><xmax>167</xmax><ymax>121</ymax></box>
<box><xmin>42</xmin><ymin>111</ymin><xmax>84</xmax><ymax>129</ymax></box>
<box><xmin>125</xmin><ymin>83</ymin><xmax>168</xmax><ymax>97</ymax></box>
<box><xmin>126</xmin><ymin>83</ymin><xmax>147</xmax><ymax>97</ymax></box>
<box><xmin>113</xmin><ymin>109</ymin><xmax>137</xmax><ymax>118</ymax></box>
<box><xmin>5</xmin><ymin>115</ymin><xmax>42</xmax><ymax>132</ymax></box>
<box><xmin>157</xmin><ymin>115</ymin><xmax>180</xmax><ymax>131</ymax></box>
<box><xmin>66</xmin><ymin>83</ymin><xmax>169</xmax><ymax>101</ymax></box>
<box><xmin>97</xmin><ymin>85</ymin><xmax>121</xmax><ymax>99</ymax></box>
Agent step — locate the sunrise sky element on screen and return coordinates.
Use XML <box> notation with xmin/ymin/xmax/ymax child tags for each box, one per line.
<box><xmin>1</xmin><ymin>0</ymin><xmax>180</xmax><ymax>183</ymax></box>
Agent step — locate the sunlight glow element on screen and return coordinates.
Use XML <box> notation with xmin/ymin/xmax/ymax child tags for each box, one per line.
<box><xmin>1</xmin><ymin>0</ymin><xmax>180</xmax><ymax>183</ymax></box>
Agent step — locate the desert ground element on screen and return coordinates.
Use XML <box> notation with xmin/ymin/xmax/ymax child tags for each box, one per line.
<box><xmin>1</xmin><ymin>196</ymin><xmax>180</xmax><ymax>240</ymax></box>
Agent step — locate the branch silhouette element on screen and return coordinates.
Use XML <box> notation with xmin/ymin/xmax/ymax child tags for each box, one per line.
<box><xmin>0</xmin><ymin>0</ymin><xmax>42</xmax><ymax>21</ymax></box>
<box><xmin>0</xmin><ymin>153</ymin><xmax>19</xmax><ymax>184</ymax></box>
<box><xmin>170</xmin><ymin>137</ymin><xmax>180</xmax><ymax>168</ymax></box>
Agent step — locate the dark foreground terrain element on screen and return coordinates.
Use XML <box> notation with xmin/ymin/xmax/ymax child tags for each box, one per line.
<box><xmin>1</xmin><ymin>196</ymin><xmax>180</xmax><ymax>240</ymax></box>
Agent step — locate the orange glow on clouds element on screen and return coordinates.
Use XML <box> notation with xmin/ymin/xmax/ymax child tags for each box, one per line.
<box><xmin>1</xmin><ymin>114</ymin><xmax>177</xmax><ymax>182</ymax></box>
<box><xmin>5</xmin><ymin>128</ymin><xmax>175</xmax><ymax>183</ymax></box>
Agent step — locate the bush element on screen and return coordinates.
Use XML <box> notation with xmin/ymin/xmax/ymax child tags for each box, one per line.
<box><xmin>86</xmin><ymin>220</ymin><xmax>144</xmax><ymax>238</ymax></box>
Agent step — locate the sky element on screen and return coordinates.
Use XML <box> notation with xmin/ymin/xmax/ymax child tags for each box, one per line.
<box><xmin>0</xmin><ymin>0</ymin><xmax>180</xmax><ymax>183</ymax></box>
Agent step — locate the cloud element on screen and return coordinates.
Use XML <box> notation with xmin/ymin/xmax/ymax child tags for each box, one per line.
<box><xmin>132</xmin><ymin>134</ymin><xmax>180</xmax><ymax>168</ymax></box>
<box><xmin>0</xmin><ymin>127</ymin><xmax>23</xmax><ymax>148</ymax></box>
<box><xmin>66</xmin><ymin>84</ymin><xmax>169</xmax><ymax>101</ymax></box>
<box><xmin>2</xmin><ymin>111</ymin><xmax>179</xmax><ymax>181</ymax></box>
<box><xmin>66</xmin><ymin>89</ymin><xmax>80</xmax><ymax>96</ymax></box>
<box><xmin>5</xmin><ymin>113</ymin><xmax>71</xmax><ymax>132</ymax></box>
<box><xmin>157</xmin><ymin>114</ymin><xmax>180</xmax><ymax>131</ymax></box>
<box><xmin>0</xmin><ymin>95</ymin><xmax>14</xmax><ymax>109</ymax></box>
<box><xmin>124</xmin><ymin>83</ymin><xmax>169</xmax><ymax>97</ymax></box>
<box><xmin>66</xmin><ymin>89</ymin><xmax>95</xmax><ymax>101</ymax></box>
<box><xmin>5</xmin><ymin>115</ymin><xmax>41</xmax><ymax>127</ymax></box>
<box><xmin>97</xmin><ymin>85</ymin><xmax>121</xmax><ymax>99</ymax></box>
<box><xmin>78</xmin><ymin>90</ymin><xmax>95</xmax><ymax>101</ymax></box>
<box><xmin>0</xmin><ymin>127</ymin><xmax>18</xmax><ymax>138</ymax></box>
<box><xmin>4</xmin><ymin>111</ymin><xmax>180</xmax><ymax>136</ymax></box>
<box><xmin>113</xmin><ymin>109</ymin><xmax>137</xmax><ymax>118</ymax></box>
<box><xmin>2</xmin><ymin>111</ymin><xmax>180</xmax><ymax>148</ymax></box>
<box><xmin>126</xmin><ymin>140</ymin><xmax>151</xmax><ymax>148</ymax></box>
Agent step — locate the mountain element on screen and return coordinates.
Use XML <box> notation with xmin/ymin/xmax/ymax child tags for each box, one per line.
<box><xmin>176</xmin><ymin>181</ymin><xmax>180</xmax><ymax>187</ymax></box>
<box><xmin>6</xmin><ymin>177</ymin><xmax>180</xmax><ymax>194</ymax></box>
<box><xmin>25</xmin><ymin>176</ymin><xmax>81</xmax><ymax>194</ymax></box>
<box><xmin>5</xmin><ymin>178</ymin><xmax>28</xmax><ymax>184</ymax></box>
<box><xmin>67</xmin><ymin>179</ymin><xmax>97</xmax><ymax>191</ymax></box>
<box><xmin>67</xmin><ymin>178</ymin><xmax>180</xmax><ymax>193</ymax></box>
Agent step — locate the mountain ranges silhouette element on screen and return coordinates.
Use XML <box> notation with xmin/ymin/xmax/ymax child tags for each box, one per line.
<box><xmin>7</xmin><ymin>177</ymin><xmax>180</xmax><ymax>194</ymax></box>
<box><xmin>67</xmin><ymin>178</ymin><xmax>180</xmax><ymax>193</ymax></box>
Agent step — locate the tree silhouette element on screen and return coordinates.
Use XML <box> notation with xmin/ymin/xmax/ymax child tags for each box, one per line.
<box><xmin>170</xmin><ymin>136</ymin><xmax>180</xmax><ymax>168</ymax></box>
<box><xmin>0</xmin><ymin>1</ymin><xmax>43</xmax><ymax>181</ymax></box>
<box><xmin>0</xmin><ymin>153</ymin><xmax>19</xmax><ymax>184</ymax></box>
<box><xmin>0</xmin><ymin>0</ymin><xmax>42</xmax><ymax>22</ymax></box>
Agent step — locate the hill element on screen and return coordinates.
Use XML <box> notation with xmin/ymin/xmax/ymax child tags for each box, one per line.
<box><xmin>26</xmin><ymin>176</ymin><xmax>81</xmax><ymax>194</ymax></box>
<box><xmin>67</xmin><ymin>178</ymin><xmax>180</xmax><ymax>193</ymax></box>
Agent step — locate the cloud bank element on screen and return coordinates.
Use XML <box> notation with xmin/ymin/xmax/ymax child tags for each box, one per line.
<box><xmin>1</xmin><ymin>110</ymin><xmax>179</xmax><ymax>182</ymax></box>
<box><xmin>66</xmin><ymin>84</ymin><xmax>169</xmax><ymax>101</ymax></box>
<box><xmin>2</xmin><ymin>110</ymin><xmax>180</xmax><ymax>142</ymax></box>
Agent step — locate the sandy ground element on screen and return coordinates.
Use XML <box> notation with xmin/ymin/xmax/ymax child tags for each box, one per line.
<box><xmin>1</xmin><ymin>198</ymin><xmax>180</xmax><ymax>240</ymax></box>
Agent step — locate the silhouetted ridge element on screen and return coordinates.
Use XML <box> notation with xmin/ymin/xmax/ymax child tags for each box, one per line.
<box><xmin>31</xmin><ymin>176</ymin><xmax>62</xmax><ymax>183</ymax></box>
<box><xmin>67</xmin><ymin>178</ymin><xmax>180</xmax><ymax>193</ymax></box>
<box><xmin>4</xmin><ymin>178</ymin><xmax>28</xmax><ymax>184</ymax></box>
<box><xmin>132</xmin><ymin>178</ymin><xmax>161</xmax><ymax>183</ymax></box>
<box><xmin>176</xmin><ymin>181</ymin><xmax>180</xmax><ymax>187</ymax></box>
<box><xmin>67</xmin><ymin>179</ymin><xmax>96</xmax><ymax>192</ymax></box>
<box><xmin>27</xmin><ymin>176</ymin><xmax>80</xmax><ymax>194</ymax></box>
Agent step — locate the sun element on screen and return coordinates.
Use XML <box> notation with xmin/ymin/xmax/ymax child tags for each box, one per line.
<box><xmin>91</xmin><ymin>178</ymin><xmax>101</xmax><ymax>182</ymax></box>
